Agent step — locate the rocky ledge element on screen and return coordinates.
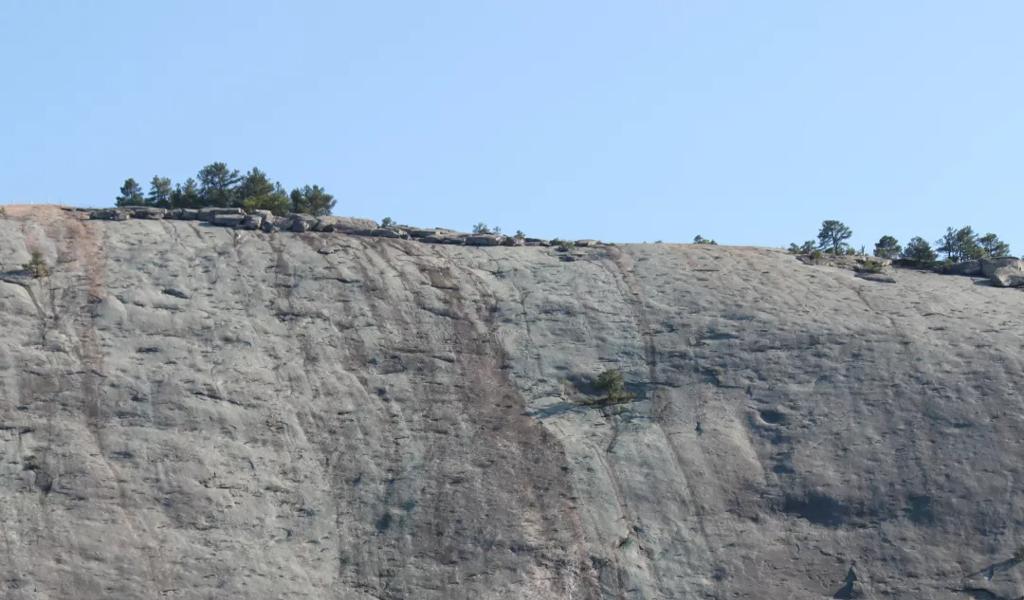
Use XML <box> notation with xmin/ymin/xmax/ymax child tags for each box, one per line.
<box><xmin>797</xmin><ymin>251</ymin><xmax>1024</xmax><ymax>288</ymax></box>
<box><xmin>78</xmin><ymin>206</ymin><xmax>597</xmax><ymax>249</ymax></box>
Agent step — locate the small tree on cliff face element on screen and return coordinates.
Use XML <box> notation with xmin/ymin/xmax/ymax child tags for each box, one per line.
<box><xmin>873</xmin><ymin>235</ymin><xmax>902</xmax><ymax>259</ymax></box>
<box><xmin>593</xmin><ymin>369</ymin><xmax>631</xmax><ymax>405</ymax></box>
<box><xmin>23</xmin><ymin>250</ymin><xmax>49</xmax><ymax>278</ymax></box>
<box><xmin>115</xmin><ymin>178</ymin><xmax>144</xmax><ymax>206</ymax></box>
<box><xmin>817</xmin><ymin>220</ymin><xmax>853</xmax><ymax>255</ymax></box>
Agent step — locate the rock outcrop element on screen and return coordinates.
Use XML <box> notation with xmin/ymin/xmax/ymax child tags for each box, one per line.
<box><xmin>2</xmin><ymin>206</ymin><xmax>1024</xmax><ymax>599</ymax></box>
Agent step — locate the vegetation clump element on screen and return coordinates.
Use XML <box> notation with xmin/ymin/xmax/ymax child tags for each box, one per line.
<box><xmin>380</xmin><ymin>217</ymin><xmax>395</xmax><ymax>228</ymax></box>
<box><xmin>788</xmin><ymin>240</ymin><xmax>816</xmax><ymax>255</ymax></box>
<box><xmin>693</xmin><ymin>235</ymin><xmax>717</xmax><ymax>245</ymax></box>
<box><xmin>116</xmin><ymin>162</ymin><xmax>335</xmax><ymax>216</ymax></box>
<box><xmin>935</xmin><ymin>226</ymin><xmax>1010</xmax><ymax>262</ymax></box>
<box><xmin>591</xmin><ymin>368</ymin><xmax>632</xmax><ymax>405</ymax></box>
<box><xmin>787</xmin><ymin>222</ymin><xmax>1011</xmax><ymax>270</ymax></box>
<box><xmin>873</xmin><ymin>235</ymin><xmax>902</xmax><ymax>259</ymax></box>
<box><xmin>472</xmin><ymin>222</ymin><xmax>501</xmax><ymax>235</ymax></box>
<box><xmin>900</xmin><ymin>237</ymin><xmax>938</xmax><ymax>265</ymax></box>
<box><xmin>23</xmin><ymin>250</ymin><xmax>50</xmax><ymax>278</ymax></box>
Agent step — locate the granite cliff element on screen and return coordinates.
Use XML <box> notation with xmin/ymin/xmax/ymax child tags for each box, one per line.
<box><xmin>2</xmin><ymin>206</ymin><xmax>1024</xmax><ymax>599</ymax></box>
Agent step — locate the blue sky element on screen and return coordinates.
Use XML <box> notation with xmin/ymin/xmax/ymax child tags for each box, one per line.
<box><xmin>1</xmin><ymin>2</ymin><xmax>1021</xmax><ymax>251</ymax></box>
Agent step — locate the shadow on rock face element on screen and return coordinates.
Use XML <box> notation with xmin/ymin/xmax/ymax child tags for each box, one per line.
<box><xmin>783</xmin><ymin>492</ymin><xmax>849</xmax><ymax>528</ymax></box>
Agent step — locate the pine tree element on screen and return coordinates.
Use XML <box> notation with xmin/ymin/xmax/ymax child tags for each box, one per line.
<box><xmin>289</xmin><ymin>185</ymin><xmax>335</xmax><ymax>216</ymax></box>
<box><xmin>817</xmin><ymin>220</ymin><xmax>853</xmax><ymax>255</ymax></box>
<box><xmin>936</xmin><ymin>226</ymin><xmax>982</xmax><ymax>262</ymax></box>
<box><xmin>197</xmin><ymin>162</ymin><xmax>241</xmax><ymax>207</ymax></box>
<box><xmin>115</xmin><ymin>178</ymin><xmax>145</xmax><ymax>206</ymax></box>
<box><xmin>901</xmin><ymin>237</ymin><xmax>937</xmax><ymax>264</ymax></box>
<box><xmin>873</xmin><ymin>235</ymin><xmax>902</xmax><ymax>259</ymax></box>
<box><xmin>977</xmin><ymin>233</ymin><xmax>1011</xmax><ymax>258</ymax></box>
<box><xmin>147</xmin><ymin>176</ymin><xmax>173</xmax><ymax>208</ymax></box>
<box><xmin>170</xmin><ymin>178</ymin><xmax>201</xmax><ymax>208</ymax></box>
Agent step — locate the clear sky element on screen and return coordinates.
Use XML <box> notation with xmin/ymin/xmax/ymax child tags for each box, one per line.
<box><xmin>1</xmin><ymin>2</ymin><xmax>1021</xmax><ymax>251</ymax></box>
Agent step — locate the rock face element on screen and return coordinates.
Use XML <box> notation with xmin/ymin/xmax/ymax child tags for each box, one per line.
<box><xmin>2</xmin><ymin>207</ymin><xmax>1024</xmax><ymax>599</ymax></box>
<box><xmin>983</xmin><ymin>258</ymin><xmax>1024</xmax><ymax>287</ymax></box>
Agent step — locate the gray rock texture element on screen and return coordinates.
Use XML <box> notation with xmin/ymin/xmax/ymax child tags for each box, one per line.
<box><xmin>2</xmin><ymin>206</ymin><xmax>1024</xmax><ymax>599</ymax></box>
<box><xmin>983</xmin><ymin>258</ymin><xmax>1024</xmax><ymax>287</ymax></box>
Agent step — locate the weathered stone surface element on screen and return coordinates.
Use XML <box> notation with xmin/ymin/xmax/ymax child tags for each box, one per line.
<box><xmin>464</xmin><ymin>234</ymin><xmax>504</xmax><ymax>246</ymax></box>
<box><xmin>211</xmin><ymin>213</ymin><xmax>245</xmax><ymax>227</ymax></box>
<box><xmin>2</xmin><ymin>208</ymin><xmax>1024</xmax><ymax>599</ymax></box>
<box><xmin>89</xmin><ymin>208</ymin><xmax>130</xmax><ymax>220</ymax></box>
<box><xmin>797</xmin><ymin>253</ymin><xmax>891</xmax><ymax>273</ymax></box>
<box><xmin>421</xmin><ymin>234</ymin><xmax>465</xmax><ymax>245</ymax></box>
<box><xmin>197</xmin><ymin>206</ymin><xmax>245</xmax><ymax>222</ymax></box>
<box><xmin>855</xmin><ymin>271</ymin><xmax>896</xmax><ymax>283</ymax></box>
<box><xmin>403</xmin><ymin>226</ymin><xmax>440</xmax><ymax>239</ymax></box>
<box><xmin>987</xmin><ymin>259</ymin><xmax>1024</xmax><ymax>287</ymax></box>
<box><xmin>238</xmin><ymin>214</ymin><xmax>264</xmax><ymax>230</ymax></box>
<box><xmin>369</xmin><ymin>227</ymin><xmax>409</xmax><ymax>239</ymax></box>
<box><xmin>312</xmin><ymin>216</ymin><xmax>378</xmax><ymax>232</ymax></box>
<box><xmin>981</xmin><ymin>257</ymin><xmax>1022</xmax><ymax>278</ymax></box>
<box><xmin>129</xmin><ymin>206</ymin><xmax>166</xmax><ymax>219</ymax></box>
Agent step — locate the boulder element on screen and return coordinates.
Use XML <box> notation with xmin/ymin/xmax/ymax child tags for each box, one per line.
<box><xmin>421</xmin><ymin>234</ymin><xmax>465</xmax><ymax>245</ymax></box>
<box><xmin>524</xmin><ymin>238</ymin><xmax>549</xmax><ymax>246</ymax></box>
<box><xmin>315</xmin><ymin>216</ymin><xmax>378</xmax><ymax>233</ymax></box>
<box><xmin>197</xmin><ymin>207</ymin><xmax>245</xmax><ymax>222</ymax></box>
<box><xmin>404</xmin><ymin>227</ymin><xmax>439</xmax><ymax>239</ymax></box>
<box><xmin>237</xmin><ymin>214</ymin><xmax>264</xmax><ymax>230</ymax></box>
<box><xmin>260</xmin><ymin>218</ymin><xmax>278</xmax><ymax>233</ymax></box>
<box><xmin>128</xmin><ymin>207</ymin><xmax>166</xmax><ymax>219</ymax></box>
<box><xmin>981</xmin><ymin>257</ymin><xmax>1021</xmax><ymax>278</ymax></box>
<box><xmin>501</xmin><ymin>236</ymin><xmax>525</xmax><ymax>247</ymax></box>
<box><xmin>574</xmin><ymin>239</ymin><xmax>600</xmax><ymax>247</ymax></box>
<box><xmin>464</xmin><ymin>234</ymin><xmax>504</xmax><ymax>246</ymax></box>
<box><xmin>279</xmin><ymin>213</ymin><xmax>317</xmax><ymax>232</ymax></box>
<box><xmin>90</xmin><ymin>209</ymin><xmax>131</xmax><ymax>221</ymax></box>
<box><xmin>167</xmin><ymin>208</ymin><xmax>199</xmax><ymax>220</ymax></box>
<box><xmin>987</xmin><ymin>259</ymin><xmax>1024</xmax><ymax>287</ymax></box>
<box><xmin>212</xmin><ymin>213</ymin><xmax>246</xmax><ymax>227</ymax></box>
<box><xmin>130</xmin><ymin>206</ymin><xmax>165</xmax><ymax>218</ymax></box>
<box><xmin>312</xmin><ymin>219</ymin><xmax>336</xmax><ymax>232</ymax></box>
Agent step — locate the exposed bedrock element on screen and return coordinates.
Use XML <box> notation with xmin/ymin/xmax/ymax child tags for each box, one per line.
<box><xmin>1</xmin><ymin>208</ymin><xmax>1024</xmax><ymax>598</ymax></box>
